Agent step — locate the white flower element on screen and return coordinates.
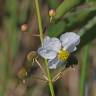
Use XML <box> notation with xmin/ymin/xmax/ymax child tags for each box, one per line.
<box><xmin>38</xmin><ymin>32</ymin><xmax>80</xmax><ymax>69</ymax></box>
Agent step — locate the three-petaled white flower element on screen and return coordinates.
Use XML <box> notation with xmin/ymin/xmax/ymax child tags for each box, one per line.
<box><xmin>38</xmin><ymin>32</ymin><xmax>80</xmax><ymax>69</ymax></box>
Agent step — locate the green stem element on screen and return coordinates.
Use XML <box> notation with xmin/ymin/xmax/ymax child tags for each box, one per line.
<box><xmin>34</xmin><ymin>0</ymin><xmax>55</xmax><ymax>96</ymax></box>
<box><xmin>80</xmin><ymin>44</ymin><xmax>90</xmax><ymax>96</ymax></box>
<box><xmin>45</xmin><ymin>60</ymin><xmax>55</xmax><ymax>96</ymax></box>
<box><xmin>35</xmin><ymin>0</ymin><xmax>43</xmax><ymax>45</ymax></box>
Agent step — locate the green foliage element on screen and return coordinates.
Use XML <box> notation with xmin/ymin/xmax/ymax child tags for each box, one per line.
<box><xmin>0</xmin><ymin>0</ymin><xmax>19</xmax><ymax>95</ymax></box>
<box><xmin>18</xmin><ymin>0</ymin><xmax>32</xmax><ymax>24</ymax></box>
<box><xmin>1</xmin><ymin>0</ymin><xmax>96</xmax><ymax>96</ymax></box>
<box><xmin>49</xmin><ymin>0</ymin><xmax>59</xmax><ymax>8</ymax></box>
<box><xmin>48</xmin><ymin>2</ymin><xmax>96</xmax><ymax>47</ymax></box>
<box><xmin>48</xmin><ymin>21</ymin><xmax>67</xmax><ymax>37</ymax></box>
<box><xmin>78</xmin><ymin>16</ymin><xmax>96</xmax><ymax>48</ymax></box>
<box><xmin>80</xmin><ymin>44</ymin><xmax>90</xmax><ymax>96</ymax></box>
<box><xmin>54</xmin><ymin>0</ymin><xmax>80</xmax><ymax>20</ymax></box>
<box><xmin>5</xmin><ymin>0</ymin><xmax>19</xmax><ymax>57</ymax></box>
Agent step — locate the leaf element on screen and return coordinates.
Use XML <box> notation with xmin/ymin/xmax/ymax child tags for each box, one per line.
<box><xmin>78</xmin><ymin>16</ymin><xmax>96</xmax><ymax>48</ymax></box>
<box><xmin>48</xmin><ymin>6</ymin><xmax>96</xmax><ymax>37</ymax></box>
<box><xmin>80</xmin><ymin>44</ymin><xmax>90</xmax><ymax>96</ymax></box>
<box><xmin>54</xmin><ymin>0</ymin><xmax>80</xmax><ymax>20</ymax></box>
<box><xmin>18</xmin><ymin>0</ymin><xmax>32</xmax><ymax>24</ymax></box>
<box><xmin>49</xmin><ymin>0</ymin><xmax>59</xmax><ymax>9</ymax></box>
<box><xmin>47</xmin><ymin>21</ymin><xmax>67</xmax><ymax>37</ymax></box>
<box><xmin>79</xmin><ymin>25</ymin><xmax>96</xmax><ymax>49</ymax></box>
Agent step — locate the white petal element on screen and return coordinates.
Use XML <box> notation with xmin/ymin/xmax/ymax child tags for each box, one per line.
<box><xmin>44</xmin><ymin>37</ymin><xmax>61</xmax><ymax>52</ymax></box>
<box><xmin>43</xmin><ymin>36</ymin><xmax>50</xmax><ymax>46</ymax></box>
<box><xmin>60</xmin><ymin>32</ymin><xmax>80</xmax><ymax>52</ymax></box>
<box><xmin>38</xmin><ymin>47</ymin><xmax>57</xmax><ymax>59</ymax></box>
<box><xmin>63</xmin><ymin>46</ymin><xmax>77</xmax><ymax>53</ymax></box>
<box><xmin>48</xmin><ymin>58</ymin><xmax>64</xmax><ymax>69</ymax></box>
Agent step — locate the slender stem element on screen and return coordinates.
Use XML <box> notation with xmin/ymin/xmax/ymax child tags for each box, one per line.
<box><xmin>35</xmin><ymin>0</ymin><xmax>43</xmax><ymax>45</ymax></box>
<box><xmin>80</xmin><ymin>44</ymin><xmax>90</xmax><ymax>96</ymax></box>
<box><xmin>45</xmin><ymin>60</ymin><xmax>55</xmax><ymax>96</ymax></box>
<box><xmin>52</xmin><ymin>68</ymin><xmax>66</xmax><ymax>82</ymax></box>
<box><xmin>34</xmin><ymin>0</ymin><xmax>55</xmax><ymax>96</ymax></box>
<box><xmin>35</xmin><ymin>59</ymin><xmax>47</xmax><ymax>77</ymax></box>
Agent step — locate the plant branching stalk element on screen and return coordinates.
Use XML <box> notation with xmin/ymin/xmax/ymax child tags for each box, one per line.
<box><xmin>35</xmin><ymin>0</ymin><xmax>43</xmax><ymax>45</ymax></box>
<box><xmin>35</xmin><ymin>0</ymin><xmax>55</xmax><ymax>96</ymax></box>
<box><xmin>45</xmin><ymin>60</ymin><xmax>55</xmax><ymax>96</ymax></box>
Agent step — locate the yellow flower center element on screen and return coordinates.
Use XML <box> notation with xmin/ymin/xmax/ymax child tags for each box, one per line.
<box><xmin>58</xmin><ymin>50</ymin><xmax>69</xmax><ymax>61</ymax></box>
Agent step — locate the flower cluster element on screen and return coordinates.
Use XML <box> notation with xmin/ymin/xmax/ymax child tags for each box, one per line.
<box><xmin>38</xmin><ymin>32</ymin><xmax>80</xmax><ymax>69</ymax></box>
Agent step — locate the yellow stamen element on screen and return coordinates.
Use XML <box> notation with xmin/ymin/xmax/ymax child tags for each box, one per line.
<box><xmin>58</xmin><ymin>49</ymin><xmax>69</xmax><ymax>61</ymax></box>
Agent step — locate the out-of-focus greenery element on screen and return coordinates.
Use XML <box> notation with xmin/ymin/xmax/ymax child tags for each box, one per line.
<box><xmin>80</xmin><ymin>44</ymin><xmax>90</xmax><ymax>96</ymax></box>
<box><xmin>0</xmin><ymin>0</ymin><xmax>96</xmax><ymax>96</ymax></box>
<box><xmin>0</xmin><ymin>0</ymin><xmax>18</xmax><ymax>95</ymax></box>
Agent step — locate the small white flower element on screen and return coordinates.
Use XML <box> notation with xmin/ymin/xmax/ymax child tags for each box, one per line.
<box><xmin>38</xmin><ymin>32</ymin><xmax>80</xmax><ymax>69</ymax></box>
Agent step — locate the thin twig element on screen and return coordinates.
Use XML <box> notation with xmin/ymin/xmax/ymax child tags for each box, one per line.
<box><xmin>52</xmin><ymin>67</ymin><xmax>66</xmax><ymax>82</ymax></box>
<box><xmin>35</xmin><ymin>59</ymin><xmax>48</xmax><ymax>81</ymax></box>
<box><xmin>35</xmin><ymin>59</ymin><xmax>46</xmax><ymax>74</ymax></box>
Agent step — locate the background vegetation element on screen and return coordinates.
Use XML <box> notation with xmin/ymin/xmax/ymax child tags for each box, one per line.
<box><xmin>0</xmin><ymin>0</ymin><xmax>96</xmax><ymax>96</ymax></box>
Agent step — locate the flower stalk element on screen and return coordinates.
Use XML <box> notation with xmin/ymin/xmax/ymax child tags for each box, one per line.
<box><xmin>35</xmin><ymin>0</ymin><xmax>43</xmax><ymax>45</ymax></box>
<box><xmin>34</xmin><ymin>0</ymin><xmax>55</xmax><ymax>96</ymax></box>
<box><xmin>45</xmin><ymin>60</ymin><xmax>55</xmax><ymax>96</ymax></box>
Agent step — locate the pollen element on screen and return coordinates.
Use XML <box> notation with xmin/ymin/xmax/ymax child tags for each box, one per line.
<box><xmin>58</xmin><ymin>50</ymin><xmax>69</xmax><ymax>61</ymax></box>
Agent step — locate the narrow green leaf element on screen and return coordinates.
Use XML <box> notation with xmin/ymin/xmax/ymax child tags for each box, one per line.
<box><xmin>55</xmin><ymin>0</ymin><xmax>80</xmax><ymax>20</ymax></box>
<box><xmin>0</xmin><ymin>0</ymin><xmax>19</xmax><ymax>95</ymax></box>
<box><xmin>18</xmin><ymin>0</ymin><xmax>32</xmax><ymax>24</ymax></box>
<box><xmin>78</xmin><ymin>16</ymin><xmax>96</xmax><ymax>48</ymax></box>
<box><xmin>67</xmin><ymin>6</ymin><xmax>96</xmax><ymax>28</ymax></box>
<box><xmin>48</xmin><ymin>21</ymin><xmax>67</xmax><ymax>37</ymax></box>
<box><xmin>80</xmin><ymin>44</ymin><xmax>90</xmax><ymax>96</ymax></box>
<box><xmin>48</xmin><ymin>6</ymin><xmax>96</xmax><ymax>37</ymax></box>
<box><xmin>49</xmin><ymin>0</ymin><xmax>59</xmax><ymax>9</ymax></box>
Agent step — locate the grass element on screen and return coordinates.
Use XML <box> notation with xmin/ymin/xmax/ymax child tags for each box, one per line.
<box><xmin>0</xmin><ymin>0</ymin><xmax>96</xmax><ymax>96</ymax></box>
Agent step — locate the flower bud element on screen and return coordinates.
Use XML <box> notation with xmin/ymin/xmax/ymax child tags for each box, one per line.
<box><xmin>21</xmin><ymin>24</ymin><xmax>28</xmax><ymax>32</ymax></box>
<box><xmin>49</xmin><ymin>9</ymin><xmax>56</xmax><ymax>17</ymax></box>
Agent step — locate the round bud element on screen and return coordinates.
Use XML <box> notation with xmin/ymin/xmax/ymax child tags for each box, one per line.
<box><xmin>49</xmin><ymin>9</ymin><xmax>56</xmax><ymax>17</ymax></box>
<box><xmin>27</xmin><ymin>51</ymin><xmax>37</xmax><ymax>62</ymax></box>
<box><xmin>21</xmin><ymin>24</ymin><xmax>28</xmax><ymax>32</ymax></box>
<box><xmin>17</xmin><ymin>67</ymin><xmax>27</xmax><ymax>79</ymax></box>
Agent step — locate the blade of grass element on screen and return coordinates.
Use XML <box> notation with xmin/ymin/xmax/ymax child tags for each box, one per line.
<box><xmin>80</xmin><ymin>44</ymin><xmax>90</xmax><ymax>96</ymax></box>
<box><xmin>5</xmin><ymin>0</ymin><xmax>19</xmax><ymax>57</ymax></box>
<box><xmin>48</xmin><ymin>21</ymin><xmax>67</xmax><ymax>37</ymax></box>
<box><xmin>78</xmin><ymin>16</ymin><xmax>96</xmax><ymax>48</ymax></box>
<box><xmin>18</xmin><ymin>0</ymin><xmax>32</xmax><ymax>24</ymax></box>
<box><xmin>0</xmin><ymin>42</ymin><xmax>9</xmax><ymax>96</ymax></box>
<box><xmin>54</xmin><ymin>0</ymin><xmax>80</xmax><ymax>20</ymax></box>
<box><xmin>78</xmin><ymin>16</ymin><xmax>96</xmax><ymax>36</ymax></box>
<box><xmin>49</xmin><ymin>0</ymin><xmax>59</xmax><ymax>9</ymax></box>
<box><xmin>0</xmin><ymin>0</ymin><xmax>19</xmax><ymax>95</ymax></box>
<box><xmin>66</xmin><ymin>5</ymin><xmax>96</xmax><ymax>29</ymax></box>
